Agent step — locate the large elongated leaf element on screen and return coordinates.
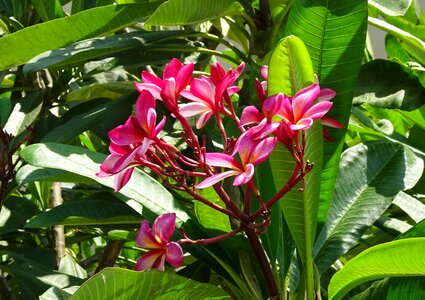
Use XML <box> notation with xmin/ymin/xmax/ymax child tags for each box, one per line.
<box><xmin>19</xmin><ymin>143</ymin><xmax>189</xmax><ymax>224</ymax></box>
<box><xmin>353</xmin><ymin>59</ymin><xmax>425</xmax><ymax>110</ymax></box>
<box><xmin>30</xmin><ymin>0</ymin><xmax>65</xmax><ymax>21</ymax></box>
<box><xmin>328</xmin><ymin>238</ymin><xmax>425</xmax><ymax>300</ymax></box>
<box><xmin>0</xmin><ymin>2</ymin><xmax>162</xmax><ymax>70</ymax></box>
<box><xmin>285</xmin><ymin>0</ymin><xmax>368</xmax><ymax>221</ymax></box>
<box><xmin>369</xmin><ymin>0</ymin><xmax>412</xmax><ymax>16</ymax></box>
<box><xmin>268</xmin><ymin>35</ymin><xmax>320</xmax><ymax>298</ymax></box>
<box><xmin>23</xmin><ymin>30</ymin><xmax>184</xmax><ymax>74</ymax></box>
<box><xmin>314</xmin><ymin>141</ymin><xmax>424</xmax><ymax>273</ymax></box>
<box><xmin>146</xmin><ymin>0</ymin><xmax>242</xmax><ymax>26</ymax></box>
<box><xmin>70</xmin><ymin>268</ymin><xmax>231</xmax><ymax>299</ymax></box>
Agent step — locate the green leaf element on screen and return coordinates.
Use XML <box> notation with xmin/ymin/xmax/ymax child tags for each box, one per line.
<box><xmin>397</xmin><ymin>219</ymin><xmax>425</xmax><ymax>239</ymax></box>
<box><xmin>328</xmin><ymin>238</ymin><xmax>425</xmax><ymax>300</ymax></box>
<box><xmin>351</xmin><ymin>276</ymin><xmax>425</xmax><ymax>300</ymax></box>
<box><xmin>268</xmin><ymin>35</ymin><xmax>314</xmax><ymax>96</ymax></box>
<box><xmin>145</xmin><ymin>0</ymin><xmax>242</xmax><ymax>26</ymax></box>
<box><xmin>0</xmin><ymin>97</ymin><xmax>11</xmax><ymax>126</ymax></box>
<box><xmin>70</xmin><ymin>268</ymin><xmax>231</xmax><ymax>299</ymax></box>
<box><xmin>285</xmin><ymin>0</ymin><xmax>368</xmax><ymax>222</ymax></box>
<box><xmin>30</xmin><ymin>0</ymin><xmax>65</xmax><ymax>21</ymax></box>
<box><xmin>19</xmin><ymin>143</ymin><xmax>189</xmax><ymax>224</ymax></box>
<box><xmin>369</xmin><ymin>0</ymin><xmax>412</xmax><ymax>16</ymax></box>
<box><xmin>3</xmin><ymin>92</ymin><xmax>43</xmax><ymax>136</ymax></box>
<box><xmin>314</xmin><ymin>141</ymin><xmax>424</xmax><ymax>273</ymax></box>
<box><xmin>194</xmin><ymin>187</ymin><xmax>232</xmax><ymax>232</ymax></box>
<box><xmin>23</xmin><ymin>30</ymin><xmax>184</xmax><ymax>74</ymax></box>
<box><xmin>353</xmin><ymin>59</ymin><xmax>425</xmax><ymax>110</ymax></box>
<box><xmin>26</xmin><ymin>193</ymin><xmax>141</xmax><ymax>228</ymax></box>
<box><xmin>0</xmin><ymin>2</ymin><xmax>162</xmax><ymax>70</ymax></box>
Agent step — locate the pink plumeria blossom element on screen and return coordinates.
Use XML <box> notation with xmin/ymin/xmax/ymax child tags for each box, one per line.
<box><xmin>196</xmin><ymin>128</ymin><xmax>277</xmax><ymax>188</ymax></box>
<box><xmin>96</xmin><ymin>90</ymin><xmax>165</xmax><ymax>191</ymax></box>
<box><xmin>135</xmin><ymin>58</ymin><xmax>194</xmax><ymax>111</ymax></box>
<box><xmin>179</xmin><ymin>62</ymin><xmax>245</xmax><ymax>129</ymax></box>
<box><xmin>135</xmin><ymin>213</ymin><xmax>183</xmax><ymax>271</ymax></box>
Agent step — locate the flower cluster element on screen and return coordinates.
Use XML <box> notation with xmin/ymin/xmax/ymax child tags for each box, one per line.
<box><xmin>97</xmin><ymin>58</ymin><xmax>342</xmax><ymax>271</ymax></box>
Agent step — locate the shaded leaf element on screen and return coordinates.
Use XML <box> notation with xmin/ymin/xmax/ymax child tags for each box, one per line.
<box><xmin>314</xmin><ymin>141</ymin><xmax>424</xmax><ymax>273</ymax></box>
<box><xmin>392</xmin><ymin>192</ymin><xmax>425</xmax><ymax>223</ymax></box>
<box><xmin>66</xmin><ymin>82</ymin><xmax>135</xmax><ymax>102</ymax></box>
<box><xmin>26</xmin><ymin>193</ymin><xmax>141</xmax><ymax>228</ymax></box>
<box><xmin>70</xmin><ymin>268</ymin><xmax>231</xmax><ymax>299</ymax></box>
<box><xmin>146</xmin><ymin>0</ymin><xmax>242</xmax><ymax>26</ymax></box>
<box><xmin>353</xmin><ymin>59</ymin><xmax>425</xmax><ymax>110</ymax></box>
<box><xmin>30</xmin><ymin>0</ymin><xmax>65</xmax><ymax>21</ymax></box>
<box><xmin>328</xmin><ymin>238</ymin><xmax>425</xmax><ymax>300</ymax></box>
<box><xmin>0</xmin><ymin>196</ymin><xmax>39</xmax><ymax>235</ymax></box>
<box><xmin>15</xmin><ymin>165</ymin><xmax>94</xmax><ymax>185</ymax></box>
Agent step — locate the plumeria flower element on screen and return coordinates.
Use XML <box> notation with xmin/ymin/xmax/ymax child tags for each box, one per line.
<box><xmin>135</xmin><ymin>213</ymin><xmax>183</xmax><ymax>271</ymax></box>
<box><xmin>135</xmin><ymin>58</ymin><xmax>194</xmax><ymax>111</ymax></box>
<box><xmin>255</xmin><ymin>65</ymin><xmax>268</xmax><ymax>105</ymax></box>
<box><xmin>96</xmin><ymin>90</ymin><xmax>165</xmax><ymax>191</ymax></box>
<box><xmin>196</xmin><ymin>128</ymin><xmax>277</xmax><ymax>188</ymax></box>
<box><xmin>179</xmin><ymin>62</ymin><xmax>245</xmax><ymax>129</ymax></box>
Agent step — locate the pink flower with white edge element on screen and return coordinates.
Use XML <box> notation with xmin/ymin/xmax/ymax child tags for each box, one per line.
<box><xmin>179</xmin><ymin>62</ymin><xmax>245</xmax><ymax>129</ymax></box>
<box><xmin>96</xmin><ymin>90</ymin><xmax>165</xmax><ymax>191</ymax></box>
<box><xmin>135</xmin><ymin>213</ymin><xmax>183</xmax><ymax>271</ymax></box>
<box><xmin>134</xmin><ymin>58</ymin><xmax>194</xmax><ymax>111</ymax></box>
<box><xmin>196</xmin><ymin>128</ymin><xmax>277</xmax><ymax>188</ymax></box>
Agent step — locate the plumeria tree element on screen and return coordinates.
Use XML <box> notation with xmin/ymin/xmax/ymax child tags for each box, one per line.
<box><xmin>0</xmin><ymin>0</ymin><xmax>424</xmax><ymax>299</ymax></box>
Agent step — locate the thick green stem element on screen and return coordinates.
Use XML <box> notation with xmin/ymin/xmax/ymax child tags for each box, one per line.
<box><xmin>245</xmin><ymin>228</ymin><xmax>280</xmax><ymax>299</ymax></box>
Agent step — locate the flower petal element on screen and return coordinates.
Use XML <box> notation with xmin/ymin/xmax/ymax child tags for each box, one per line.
<box><xmin>179</xmin><ymin>102</ymin><xmax>210</xmax><ymax>117</ymax></box>
<box><xmin>240</xmin><ymin>106</ymin><xmax>263</xmax><ymax>126</ymax></box>
<box><xmin>175</xmin><ymin>63</ymin><xmax>194</xmax><ymax>94</ymax></box>
<box><xmin>303</xmin><ymin>101</ymin><xmax>333</xmax><ymax>121</ymax></box>
<box><xmin>135</xmin><ymin>90</ymin><xmax>156</xmax><ymax>129</ymax></box>
<box><xmin>164</xmin><ymin>58</ymin><xmax>183</xmax><ymax>79</ymax></box>
<box><xmin>196</xmin><ymin>170</ymin><xmax>240</xmax><ymax>189</ymax></box>
<box><xmin>322</xmin><ymin>116</ymin><xmax>344</xmax><ymax>128</ymax></box>
<box><xmin>291</xmin><ymin>118</ymin><xmax>313</xmax><ymax>130</ymax></box>
<box><xmin>109</xmin><ymin>125</ymin><xmax>144</xmax><ymax>145</ymax></box>
<box><xmin>261</xmin><ymin>65</ymin><xmax>268</xmax><ymax>80</ymax></box>
<box><xmin>141</xmin><ymin>71</ymin><xmax>163</xmax><ymax>87</ymax></box>
<box><xmin>113</xmin><ymin>168</ymin><xmax>133</xmax><ymax>192</ymax></box>
<box><xmin>204</xmin><ymin>153</ymin><xmax>242</xmax><ymax>170</ymax></box>
<box><xmin>195</xmin><ymin>111</ymin><xmax>213</xmax><ymax>129</ymax></box>
<box><xmin>136</xmin><ymin>220</ymin><xmax>163</xmax><ymax>248</ymax></box>
<box><xmin>161</xmin><ymin>78</ymin><xmax>177</xmax><ymax>110</ymax></box>
<box><xmin>134</xmin><ymin>249</ymin><xmax>164</xmax><ymax>271</ymax></box>
<box><xmin>250</xmin><ymin>137</ymin><xmax>277</xmax><ymax>165</ymax></box>
<box><xmin>134</xmin><ymin>82</ymin><xmax>162</xmax><ymax>100</ymax></box>
<box><xmin>152</xmin><ymin>213</ymin><xmax>176</xmax><ymax>243</ymax></box>
<box><xmin>318</xmin><ymin>88</ymin><xmax>336</xmax><ymax>101</ymax></box>
<box><xmin>210</xmin><ymin>61</ymin><xmax>225</xmax><ymax>85</ymax></box>
<box><xmin>292</xmin><ymin>83</ymin><xmax>320</xmax><ymax>121</ymax></box>
<box><xmin>190</xmin><ymin>77</ymin><xmax>215</xmax><ymax>107</ymax></box>
<box><xmin>165</xmin><ymin>242</ymin><xmax>184</xmax><ymax>268</ymax></box>
<box><xmin>233</xmin><ymin>163</ymin><xmax>254</xmax><ymax>185</ymax></box>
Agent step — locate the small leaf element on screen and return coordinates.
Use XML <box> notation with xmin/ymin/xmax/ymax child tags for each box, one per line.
<box><xmin>328</xmin><ymin>238</ymin><xmax>425</xmax><ymax>300</ymax></box>
<box><xmin>70</xmin><ymin>268</ymin><xmax>231</xmax><ymax>299</ymax></box>
<box><xmin>353</xmin><ymin>59</ymin><xmax>425</xmax><ymax>110</ymax></box>
<box><xmin>0</xmin><ymin>196</ymin><xmax>39</xmax><ymax>235</ymax></box>
<box><xmin>146</xmin><ymin>0</ymin><xmax>242</xmax><ymax>26</ymax></box>
<box><xmin>392</xmin><ymin>192</ymin><xmax>425</xmax><ymax>223</ymax></box>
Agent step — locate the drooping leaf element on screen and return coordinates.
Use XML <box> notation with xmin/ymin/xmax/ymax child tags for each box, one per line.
<box><xmin>353</xmin><ymin>59</ymin><xmax>425</xmax><ymax>110</ymax></box>
<box><xmin>351</xmin><ymin>276</ymin><xmax>425</xmax><ymax>300</ymax></box>
<box><xmin>15</xmin><ymin>165</ymin><xmax>94</xmax><ymax>185</ymax></box>
<box><xmin>23</xmin><ymin>30</ymin><xmax>184</xmax><ymax>74</ymax></box>
<box><xmin>66</xmin><ymin>82</ymin><xmax>135</xmax><ymax>102</ymax></box>
<box><xmin>369</xmin><ymin>0</ymin><xmax>413</xmax><ymax>16</ymax></box>
<box><xmin>26</xmin><ymin>193</ymin><xmax>141</xmax><ymax>228</ymax></box>
<box><xmin>328</xmin><ymin>238</ymin><xmax>425</xmax><ymax>300</ymax></box>
<box><xmin>0</xmin><ymin>2</ymin><xmax>162</xmax><ymax>70</ymax></box>
<box><xmin>70</xmin><ymin>268</ymin><xmax>231</xmax><ymax>299</ymax></box>
<box><xmin>285</xmin><ymin>0</ymin><xmax>368</xmax><ymax>221</ymax></box>
<box><xmin>314</xmin><ymin>141</ymin><xmax>424</xmax><ymax>273</ymax></box>
<box><xmin>397</xmin><ymin>219</ymin><xmax>425</xmax><ymax>239</ymax></box>
<box><xmin>146</xmin><ymin>0</ymin><xmax>243</xmax><ymax>26</ymax></box>
<box><xmin>19</xmin><ymin>143</ymin><xmax>189</xmax><ymax>224</ymax></box>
